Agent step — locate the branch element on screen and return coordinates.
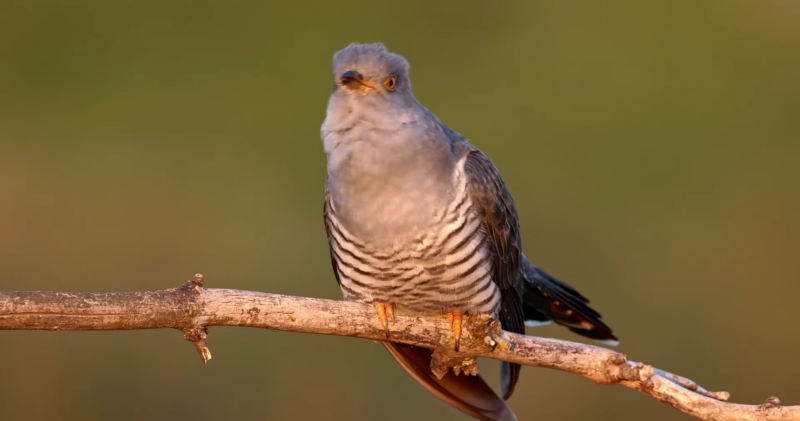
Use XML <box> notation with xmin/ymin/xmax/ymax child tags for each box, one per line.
<box><xmin>1</xmin><ymin>274</ymin><xmax>796</xmax><ymax>421</ymax></box>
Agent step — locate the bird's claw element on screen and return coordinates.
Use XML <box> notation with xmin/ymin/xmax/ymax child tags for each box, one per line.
<box><xmin>447</xmin><ymin>311</ymin><xmax>463</xmax><ymax>351</ymax></box>
<box><xmin>374</xmin><ymin>302</ymin><xmax>395</xmax><ymax>338</ymax></box>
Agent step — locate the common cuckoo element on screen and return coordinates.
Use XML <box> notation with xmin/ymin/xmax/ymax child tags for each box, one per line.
<box><xmin>321</xmin><ymin>43</ymin><xmax>618</xmax><ymax>421</ymax></box>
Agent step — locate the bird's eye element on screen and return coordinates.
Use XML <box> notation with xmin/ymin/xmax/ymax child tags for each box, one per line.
<box><xmin>384</xmin><ymin>75</ymin><xmax>397</xmax><ymax>91</ymax></box>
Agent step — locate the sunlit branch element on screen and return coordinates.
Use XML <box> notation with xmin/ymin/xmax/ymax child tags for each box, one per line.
<box><xmin>1</xmin><ymin>274</ymin><xmax>796</xmax><ymax>421</ymax></box>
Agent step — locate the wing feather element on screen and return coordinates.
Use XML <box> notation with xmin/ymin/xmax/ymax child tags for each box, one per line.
<box><xmin>323</xmin><ymin>181</ymin><xmax>343</xmax><ymax>287</ymax></box>
<box><xmin>462</xmin><ymin>147</ymin><xmax>525</xmax><ymax>400</ymax></box>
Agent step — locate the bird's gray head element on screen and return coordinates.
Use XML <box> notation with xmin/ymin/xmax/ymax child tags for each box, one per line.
<box><xmin>321</xmin><ymin>43</ymin><xmax>425</xmax><ymax>135</ymax></box>
<box><xmin>332</xmin><ymin>43</ymin><xmax>411</xmax><ymax>94</ymax></box>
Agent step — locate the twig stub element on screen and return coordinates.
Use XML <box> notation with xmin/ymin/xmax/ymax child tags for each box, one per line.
<box><xmin>178</xmin><ymin>274</ymin><xmax>210</xmax><ymax>364</ymax></box>
<box><xmin>183</xmin><ymin>326</ymin><xmax>212</xmax><ymax>364</ymax></box>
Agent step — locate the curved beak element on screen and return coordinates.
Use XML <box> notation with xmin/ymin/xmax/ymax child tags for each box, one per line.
<box><xmin>341</xmin><ymin>70</ymin><xmax>374</xmax><ymax>90</ymax></box>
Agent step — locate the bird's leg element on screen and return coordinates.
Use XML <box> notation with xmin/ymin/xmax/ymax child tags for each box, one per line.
<box><xmin>446</xmin><ymin>311</ymin><xmax>463</xmax><ymax>351</ymax></box>
<box><xmin>373</xmin><ymin>302</ymin><xmax>395</xmax><ymax>338</ymax></box>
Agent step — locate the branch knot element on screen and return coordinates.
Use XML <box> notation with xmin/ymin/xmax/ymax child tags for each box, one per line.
<box><xmin>760</xmin><ymin>396</ymin><xmax>781</xmax><ymax>411</ymax></box>
<box><xmin>179</xmin><ymin>273</ymin><xmax>205</xmax><ymax>292</ymax></box>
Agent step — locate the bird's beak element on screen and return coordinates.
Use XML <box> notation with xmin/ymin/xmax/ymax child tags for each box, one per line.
<box><xmin>341</xmin><ymin>70</ymin><xmax>374</xmax><ymax>90</ymax></box>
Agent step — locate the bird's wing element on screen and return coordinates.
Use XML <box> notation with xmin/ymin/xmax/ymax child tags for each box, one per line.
<box><xmin>462</xmin><ymin>146</ymin><xmax>526</xmax><ymax>400</ymax></box>
<box><xmin>323</xmin><ymin>180</ymin><xmax>343</xmax><ymax>287</ymax></box>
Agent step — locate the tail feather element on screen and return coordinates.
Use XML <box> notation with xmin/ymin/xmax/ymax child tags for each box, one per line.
<box><xmin>382</xmin><ymin>343</ymin><xmax>517</xmax><ymax>421</ymax></box>
<box><xmin>520</xmin><ymin>255</ymin><xmax>618</xmax><ymax>345</ymax></box>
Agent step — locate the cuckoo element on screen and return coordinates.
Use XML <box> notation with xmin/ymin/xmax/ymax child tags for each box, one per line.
<box><xmin>321</xmin><ymin>43</ymin><xmax>618</xmax><ymax>421</ymax></box>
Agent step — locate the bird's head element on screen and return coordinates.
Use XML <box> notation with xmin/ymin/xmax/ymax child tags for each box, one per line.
<box><xmin>323</xmin><ymin>43</ymin><xmax>421</xmax><ymax>133</ymax></box>
<box><xmin>332</xmin><ymin>43</ymin><xmax>411</xmax><ymax>96</ymax></box>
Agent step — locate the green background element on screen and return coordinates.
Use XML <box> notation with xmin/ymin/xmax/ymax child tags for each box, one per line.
<box><xmin>1</xmin><ymin>1</ymin><xmax>798</xmax><ymax>420</ymax></box>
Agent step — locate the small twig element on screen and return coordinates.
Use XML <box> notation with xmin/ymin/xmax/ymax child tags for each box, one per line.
<box><xmin>0</xmin><ymin>275</ymin><xmax>797</xmax><ymax>421</ymax></box>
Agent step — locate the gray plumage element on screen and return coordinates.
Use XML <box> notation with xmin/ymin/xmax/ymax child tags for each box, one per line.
<box><xmin>321</xmin><ymin>43</ymin><xmax>617</xmax><ymax>421</ymax></box>
<box><xmin>322</xmin><ymin>44</ymin><xmax>503</xmax><ymax>318</ymax></box>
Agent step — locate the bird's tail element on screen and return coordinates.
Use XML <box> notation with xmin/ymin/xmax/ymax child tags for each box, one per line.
<box><xmin>382</xmin><ymin>343</ymin><xmax>517</xmax><ymax>421</ymax></box>
<box><xmin>519</xmin><ymin>255</ymin><xmax>619</xmax><ymax>345</ymax></box>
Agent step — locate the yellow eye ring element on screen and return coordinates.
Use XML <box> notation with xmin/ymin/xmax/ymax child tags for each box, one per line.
<box><xmin>384</xmin><ymin>75</ymin><xmax>397</xmax><ymax>91</ymax></box>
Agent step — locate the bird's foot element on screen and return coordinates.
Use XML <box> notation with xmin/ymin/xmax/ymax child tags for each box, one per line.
<box><xmin>485</xmin><ymin>319</ymin><xmax>515</xmax><ymax>352</ymax></box>
<box><xmin>373</xmin><ymin>302</ymin><xmax>395</xmax><ymax>338</ymax></box>
<box><xmin>431</xmin><ymin>350</ymin><xmax>480</xmax><ymax>379</ymax></box>
<box><xmin>446</xmin><ymin>311</ymin><xmax>463</xmax><ymax>351</ymax></box>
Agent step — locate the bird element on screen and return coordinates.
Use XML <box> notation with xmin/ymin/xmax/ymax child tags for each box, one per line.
<box><xmin>320</xmin><ymin>43</ymin><xmax>618</xmax><ymax>421</ymax></box>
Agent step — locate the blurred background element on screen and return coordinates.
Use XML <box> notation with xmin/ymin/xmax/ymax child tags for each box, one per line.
<box><xmin>1</xmin><ymin>1</ymin><xmax>798</xmax><ymax>420</ymax></box>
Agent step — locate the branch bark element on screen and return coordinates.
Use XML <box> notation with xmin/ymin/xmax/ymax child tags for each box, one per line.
<box><xmin>0</xmin><ymin>274</ymin><xmax>796</xmax><ymax>421</ymax></box>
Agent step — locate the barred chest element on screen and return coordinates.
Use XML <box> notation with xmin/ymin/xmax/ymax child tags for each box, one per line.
<box><xmin>325</xmin><ymin>160</ymin><xmax>502</xmax><ymax>316</ymax></box>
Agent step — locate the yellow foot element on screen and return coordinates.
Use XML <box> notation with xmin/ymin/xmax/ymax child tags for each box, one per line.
<box><xmin>373</xmin><ymin>302</ymin><xmax>395</xmax><ymax>338</ymax></box>
<box><xmin>446</xmin><ymin>311</ymin><xmax>463</xmax><ymax>351</ymax></box>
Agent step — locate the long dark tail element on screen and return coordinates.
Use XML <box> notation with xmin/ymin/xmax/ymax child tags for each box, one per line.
<box><xmin>382</xmin><ymin>343</ymin><xmax>517</xmax><ymax>421</ymax></box>
<box><xmin>520</xmin><ymin>255</ymin><xmax>619</xmax><ymax>344</ymax></box>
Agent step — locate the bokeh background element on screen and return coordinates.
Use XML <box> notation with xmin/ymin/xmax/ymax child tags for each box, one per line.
<box><xmin>1</xmin><ymin>1</ymin><xmax>799</xmax><ymax>420</ymax></box>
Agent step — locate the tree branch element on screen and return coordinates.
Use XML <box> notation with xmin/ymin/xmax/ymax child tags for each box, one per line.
<box><xmin>1</xmin><ymin>274</ymin><xmax>796</xmax><ymax>421</ymax></box>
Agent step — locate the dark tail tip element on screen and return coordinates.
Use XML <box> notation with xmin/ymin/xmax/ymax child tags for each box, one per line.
<box><xmin>520</xmin><ymin>255</ymin><xmax>619</xmax><ymax>344</ymax></box>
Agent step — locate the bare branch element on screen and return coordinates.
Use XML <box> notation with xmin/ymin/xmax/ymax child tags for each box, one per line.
<box><xmin>0</xmin><ymin>274</ymin><xmax>797</xmax><ymax>421</ymax></box>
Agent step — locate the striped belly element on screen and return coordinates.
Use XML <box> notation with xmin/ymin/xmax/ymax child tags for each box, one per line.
<box><xmin>326</xmin><ymin>179</ymin><xmax>502</xmax><ymax>316</ymax></box>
